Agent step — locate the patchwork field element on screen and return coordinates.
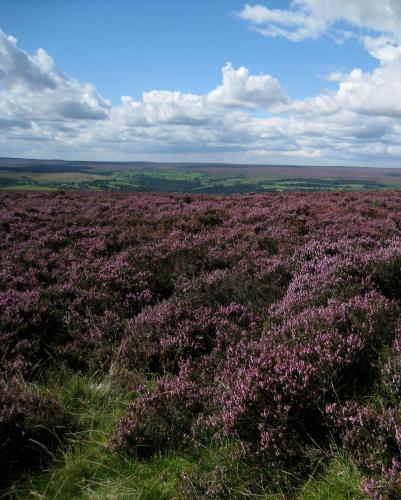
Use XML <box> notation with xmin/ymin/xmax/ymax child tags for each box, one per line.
<box><xmin>2</xmin><ymin>189</ymin><xmax>401</xmax><ymax>498</ymax></box>
<box><xmin>2</xmin><ymin>158</ymin><xmax>401</xmax><ymax>193</ymax></box>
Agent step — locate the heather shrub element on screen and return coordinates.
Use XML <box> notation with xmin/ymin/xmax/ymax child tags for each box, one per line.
<box><xmin>376</xmin><ymin>326</ymin><xmax>401</xmax><ymax>404</ymax></box>
<box><xmin>4</xmin><ymin>190</ymin><xmax>401</xmax><ymax>495</ymax></box>
<box><xmin>58</xmin><ymin>308</ymin><xmax>126</xmax><ymax>371</ymax></box>
<box><xmin>0</xmin><ymin>287</ymin><xmax>69</xmax><ymax>376</ymax></box>
<box><xmin>0</xmin><ymin>285</ymin><xmax>124</xmax><ymax>375</ymax></box>
<box><xmin>116</xmin><ymin>298</ymin><xmax>213</xmax><ymax>376</ymax></box>
<box><xmin>113</xmin><ymin>303</ymin><xmax>262</xmax><ymax>453</ymax></box>
<box><xmin>380</xmin><ymin>355</ymin><xmax>401</xmax><ymax>406</ymax></box>
<box><xmin>174</xmin><ymin>261</ymin><xmax>290</xmax><ymax>313</ymax></box>
<box><xmin>115</xmin><ymin>298</ymin><xmax>260</xmax><ymax>382</ymax></box>
<box><xmin>204</xmin><ymin>293</ymin><xmax>396</xmax><ymax>462</ymax></box>
<box><xmin>271</xmin><ymin>239</ymin><xmax>375</xmax><ymax>317</ymax></box>
<box><xmin>196</xmin><ymin>209</ymin><xmax>223</xmax><ymax>228</ymax></box>
<box><xmin>326</xmin><ymin>401</ymin><xmax>401</xmax><ymax>499</ymax></box>
<box><xmin>0</xmin><ymin>377</ymin><xmax>72</xmax><ymax>479</ymax></box>
<box><xmin>151</xmin><ymin>246</ymin><xmax>210</xmax><ymax>297</ymax></box>
<box><xmin>112</xmin><ymin>375</ymin><xmax>200</xmax><ymax>457</ymax></box>
<box><xmin>114</xmin><ymin>292</ymin><xmax>397</xmax><ymax>465</ymax></box>
<box><xmin>372</xmin><ymin>255</ymin><xmax>401</xmax><ymax>300</ymax></box>
<box><xmin>257</xmin><ymin>235</ymin><xmax>278</xmax><ymax>255</ymax></box>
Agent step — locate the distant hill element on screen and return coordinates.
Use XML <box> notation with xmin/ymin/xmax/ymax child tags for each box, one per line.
<box><xmin>1</xmin><ymin>157</ymin><xmax>401</xmax><ymax>193</ymax></box>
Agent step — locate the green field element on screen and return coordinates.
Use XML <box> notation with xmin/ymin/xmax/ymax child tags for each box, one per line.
<box><xmin>1</xmin><ymin>158</ymin><xmax>401</xmax><ymax>193</ymax></box>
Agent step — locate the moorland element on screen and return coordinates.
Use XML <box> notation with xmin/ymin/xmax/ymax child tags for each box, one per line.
<box><xmin>2</xmin><ymin>188</ymin><xmax>401</xmax><ymax>498</ymax></box>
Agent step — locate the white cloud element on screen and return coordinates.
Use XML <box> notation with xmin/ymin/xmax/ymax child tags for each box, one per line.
<box><xmin>238</xmin><ymin>2</ymin><xmax>401</xmax><ymax>133</ymax></box>
<box><xmin>0</xmin><ymin>30</ymin><xmax>111</xmax><ymax>126</ymax></box>
<box><xmin>238</xmin><ymin>3</ymin><xmax>327</xmax><ymax>41</ymax></box>
<box><xmin>325</xmin><ymin>71</ymin><xmax>345</xmax><ymax>82</ymax></box>
<box><xmin>298</xmin><ymin>0</ymin><xmax>401</xmax><ymax>38</ymax></box>
<box><xmin>363</xmin><ymin>36</ymin><xmax>401</xmax><ymax>63</ymax></box>
<box><xmin>0</xmin><ymin>31</ymin><xmax>294</xmax><ymax>160</ymax></box>
<box><xmin>111</xmin><ymin>62</ymin><xmax>288</xmax><ymax>131</ymax></box>
<box><xmin>248</xmin><ymin>148</ymin><xmax>322</xmax><ymax>159</ymax></box>
<box><xmin>238</xmin><ymin>1</ymin><xmax>401</xmax><ymax>42</ymax></box>
<box><xmin>207</xmin><ymin>62</ymin><xmax>288</xmax><ymax>108</ymax></box>
<box><xmin>116</xmin><ymin>91</ymin><xmax>210</xmax><ymax>126</ymax></box>
<box><xmin>285</xmin><ymin>50</ymin><xmax>401</xmax><ymax>119</ymax></box>
<box><xmin>3</xmin><ymin>15</ymin><xmax>401</xmax><ymax>166</ymax></box>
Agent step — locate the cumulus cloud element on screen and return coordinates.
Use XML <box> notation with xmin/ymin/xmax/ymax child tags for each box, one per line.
<box><xmin>3</xmin><ymin>12</ymin><xmax>401</xmax><ymax>166</ymax></box>
<box><xmin>284</xmin><ymin>48</ymin><xmax>401</xmax><ymax>120</ymax></box>
<box><xmin>117</xmin><ymin>91</ymin><xmax>212</xmax><ymax>126</ymax></box>
<box><xmin>239</xmin><ymin>0</ymin><xmax>401</xmax><ymax>127</ymax></box>
<box><xmin>207</xmin><ymin>62</ymin><xmax>288</xmax><ymax>108</ymax></box>
<box><xmin>0</xmin><ymin>31</ymin><xmax>294</xmax><ymax>160</ymax></box>
<box><xmin>101</xmin><ymin>63</ymin><xmax>288</xmax><ymax>140</ymax></box>
<box><xmin>0</xmin><ymin>30</ymin><xmax>111</xmax><ymax>126</ymax></box>
<box><xmin>0</xmin><ymin>34</ymin><xmax>56</xmax><ymax>90</ymax></box>
<box><xmin>112</xmin><ymin>62</ymin><xmax>287</xmax><ymax>130</ymax></box>
<box><xmin>363</xmin><ymin>36</ymin><xmax>401</xmax><ymax>63</ymax></box>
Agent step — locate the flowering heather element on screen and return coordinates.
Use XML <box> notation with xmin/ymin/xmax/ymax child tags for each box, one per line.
<box><xmin>3</xmin><ymin>189</ymin><xmax>401</xmax><ymax>495</ymax></box>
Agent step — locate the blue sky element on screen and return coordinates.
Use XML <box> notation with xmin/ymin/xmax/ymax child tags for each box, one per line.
<box><xmin>1</xmin><ymin>0</ymin><xmax>377</xmax><ymax>102</ymax></box>
<box><xmin>1</xmin><ymin>0</ymin><xmax>401</xmax><ymax>165</ymax></box>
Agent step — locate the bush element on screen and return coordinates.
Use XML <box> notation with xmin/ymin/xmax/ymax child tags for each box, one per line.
<box><xmin>4</xmin><ymin>190</ymin><xmax>401</xmax><ymax>496</ymax></box>
<box><xmin>327</xmin><ymin>401</ymin><xmax>401</xmax><ymax>499</ymax></box>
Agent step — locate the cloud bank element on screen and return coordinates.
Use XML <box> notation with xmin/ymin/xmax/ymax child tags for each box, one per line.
<box><xmin>2</xmin><ymin>1</ymin><xmax>401</xmax><ymax>166</ymax></box>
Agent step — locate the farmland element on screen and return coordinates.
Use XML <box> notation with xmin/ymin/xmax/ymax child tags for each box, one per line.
<box><xmin>2</xmin><ymin>189</ymin><xmax>401</xmax><ymax>498</ymax></box>
<box><xmin>1</xmin><ymin>158</ymin><xmax>401</xmax><ymax>193</ymax></box>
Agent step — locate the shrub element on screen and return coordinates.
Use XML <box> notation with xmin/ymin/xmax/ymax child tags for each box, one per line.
<box><xmin>257</xmin><ymin>236</ymin><xmax>278</xmax><ymax>255</ymax></box>
<box><xmin>205</xmin><ymin>293</ymin><xmax>396</xmax><ymax>462</ymax></box>
<box><xmin>326</xmin><ymin>401</ymin><xmax>401</xmax><ymax>499</ymax></box>
<box><xmin>3</xmin><ymin>189</ymin><xmax>401</xmax><ymax>495</ymax></box>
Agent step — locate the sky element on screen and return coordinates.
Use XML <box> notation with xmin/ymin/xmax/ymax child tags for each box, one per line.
<box><xmin>1</xmin><ymin>0</ymin><xmax>401</xmax><ymax>165</ymax></box>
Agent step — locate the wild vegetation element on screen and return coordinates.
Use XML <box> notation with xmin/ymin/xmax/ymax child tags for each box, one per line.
<box><xmin>2</xmin><ymin>189</ymin><xmax>401</xmax><ymax>498</ymax></box>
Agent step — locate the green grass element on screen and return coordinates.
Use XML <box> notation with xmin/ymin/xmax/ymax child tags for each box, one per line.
<box><xmin>1</xmin><ymin>166</ymin><xmax>397</xmax><ymax>193</ymax></box>
<box><xmin>4</xmin><ymin>371</ymin><xmax>368</xmax><ymax>499</ymax></box>
<box><xmin>298</xmin><ymin>452</ymin><xmax>367</xmax><ymax>499</ymax></box>
<box><xmin>7</xmin><ymin>373</ymin><xmax>194</xmax><ymax>499</ymax></box>
<box><xmin>0</xmin><ymin>184</ymin><xmax>58</xmax><ymax>191</ymax></box>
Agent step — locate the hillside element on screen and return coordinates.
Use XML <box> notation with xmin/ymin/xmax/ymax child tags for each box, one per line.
<box><xmin>2</xmin><ymin>189</ymin><xmax>401</xmax><ymax>498</ymax></box>
<box><xmin>2</xmin><ymin>158</ymin><xmax>401</xmax><ymax>193</ymax></box>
